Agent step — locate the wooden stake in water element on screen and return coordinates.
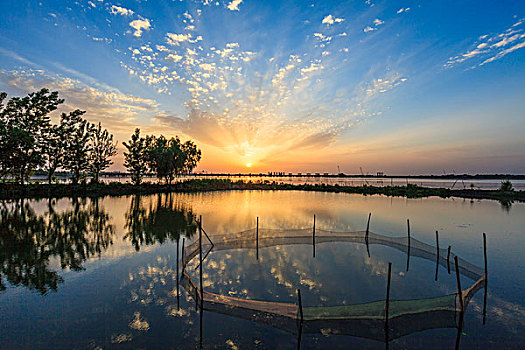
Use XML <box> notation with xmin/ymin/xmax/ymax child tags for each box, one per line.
<box><xmin>181</xmin><ymin>238</ymin><xmax>186</xmax><ymax>273</ymax></box>
<box><xmin>454</xmin><ymin>254</ymin><xmax>465</xmax><ymax>350</ymax></box>
<box><xmin>312</xmin><ymin>214</ymin><xmax>316</xmax><ymax>258</ymax></box>
<box><xmin>366</xmin><ymin>212</ymin><xmax>371</xmax><ymax>239</ymax></box>
<box><xmin>256</xmin><ymin>216</ymin><xmax>259</xmax><ymax>260</ymax></box>
<box><xmin>365</xmin><ymin>213</ymin><xmax>371</xmax><ymax>258</ymax></box>
<box><xmin>406</xmin><ymin>219</ymin><xmax>411</xmax><ymax>272</ymax></box>
<box><xmin>454</xmin><ymin>256</ymin><xmax>463</xmax><ymax>312</ymax></box>
<box><xmin>385</xmin><ymin>262</ymin><xmax>392</xmax><ymax>348</ymax></box>
<box><xmin>176</xmin><ymin>237</ymin><xmax>180</xmax><ymax>310</ymax></box>
<box><xmin>447</xmin><ymin>246</ymin><xmax>451</xmax><ymax>274</ymax></box>
<box><xmin>297</xmin><ymin>289</ymin><xmax>304</xmax><ymax>324</ymax></box>
<box><xmin>435</xmin><ymin>231</ymin><xmax>440</xmax><ymax>281</ymax></box>
<box><xmin>199</xmin><ymin>215</ymin><xmax>203</xmax><ymax>312</ymax></box>
<box><xmin>483</xmin><ymin>232</ymin><xmax>488</xmax><ymax>325</ymax></box>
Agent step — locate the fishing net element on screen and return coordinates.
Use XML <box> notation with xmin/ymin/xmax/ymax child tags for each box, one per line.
<box><xmin>180</xmin><ymin>227</ymin><xmax>486</xmax><ymax>341</ymax></box>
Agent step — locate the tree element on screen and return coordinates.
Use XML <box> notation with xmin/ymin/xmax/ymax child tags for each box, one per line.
<box><xmin>42</xmin><ymin>123</ymin><xmax>66</xmax><ymax>184</ymax></box>
<box><xmin>181</xmin><ymin>140</ymin><xmax>202</xmax><ymax>175</ymax></box>
<box><xmin>61</xmin><ymin>110</ymin><xmax>92</xmax><ymax>185</ymax></box>
<box><xmin>123</xmin><ymin>128</ymin><xmax>149</xmax><ymax>185</ymax></box>
<box><xmin>499</xmin><ymin>180</ymin><xmax>514</xmax><ymax>192</ymax></box>
<box><xmin>145</xmin><ymin>135</ymin><xmax>184</xmax><ymax>184</ymax></box>
<box><xmin>88</xmin><ymin>122</ymin><xmax>117</xmax><ymax>183</ymax></box>
<box><xmin>0</xmin><ymin>89</ymin><xmax>64</xmax><ymax>183</ymax></box>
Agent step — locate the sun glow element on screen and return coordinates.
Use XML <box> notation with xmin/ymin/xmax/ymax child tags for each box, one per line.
<box><xmin>246</xmin><ymin>163</ymin><xmax>252</xmax><ymax>168</ymax></box>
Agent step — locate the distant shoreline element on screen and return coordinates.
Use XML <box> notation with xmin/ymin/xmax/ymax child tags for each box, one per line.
<box><xmin>0</xmin><ymin>179</ymin><xmax>523</xmax><ymax>203</ymax></box>
<box><xmin>31</xmin><ymin>171</ymin><xmax>525</xmax><ymax>180</ymax></box>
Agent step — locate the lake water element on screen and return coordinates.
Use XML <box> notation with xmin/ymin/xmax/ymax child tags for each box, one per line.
<box><xmin>1</xmin><ymin>191</ymin><xmax>524</xmax><ymax>349</ymax></box>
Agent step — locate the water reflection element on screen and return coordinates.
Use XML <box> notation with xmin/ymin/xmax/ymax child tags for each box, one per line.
<box><xmin>0</xmin><ymin>198</ymin><xmax>114</xmax><ymax>294</ymax></box>
<box><xmin>125</xmin><ymin>194</ymin><xmax>197</xmax><ymax>251</ymax></box>
<box><xmin>0</xmin><ymin>194</ymin><xmax>197</xmax><ymax>293</ymax></box>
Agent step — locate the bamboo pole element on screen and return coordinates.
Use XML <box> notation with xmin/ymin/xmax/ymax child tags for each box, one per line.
<box><xmin>312</xmin><ymin>214</ymin><xmax>316</xmax><ymax>258</ymax></box>
<box><xmin>366</xmin><ymin>212</ymin><xmax>371</xmax><ymax>239</ymax></box>
<box><xmin>176</xmin><ymin>237</ymin><xmax>180</xmax><ymax>310</ymax></box>
<box><xmin>385</xmin><ymin>262</ymin><xmax>392</xmax><ymax>348</ymax></box>
<box><xmin>406</xmin><ymin>219</ymin><xmax>411</xmax><ymax>272</ymax></box>
<box><xmin>256</xmin><ymin>217</ymin><xmax>259</xmax><ymax>260</ymax></box>
<box><xmin>435</xmin><ymin>231</ymin><xmax>440</xmax><ymax>281</ymax></box>
<box><xmin>181</xmin><ymin>238</ymin><xmax>186</xmax><ymax>273</ymax></box>
<box><xmin>454</xmin><ymin>256</ymin><xmax>463</xmax><ymax>312</ymax></box>
<box><xmin>483</xmin><ymin>233</ymin><xmax>488</xmax><ymax>325</ymax></box>
<box><xmin>365</xmin><ymin>213</ymin><xmax>371</xmax><ymax>258</ymax></box>
<box><xmin>447</xmin><ymin>245</ymin><xmax>451</xmax><ymax>274</ymax></box>
<box><xmin>199</xmin><ymin>215</ymin><xmax>203</xmax><ymax>311</ymax></box>
<box><xmin>297</xmin><ymin>289</ymin><xmax>303</xmax><ymax>323</ymax></box>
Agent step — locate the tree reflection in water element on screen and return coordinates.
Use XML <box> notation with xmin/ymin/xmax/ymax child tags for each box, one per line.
<box><xmin>0</xmin><ymin>194</ymin><xmax>197</xmax><ymax>294</ymax></box>
<box><xmin>0</xmin><ymin>198</ymin><xmax>114</xmax><ymax>294</ymax></box>
<box><xmin>125</xmin><ymin>193</ymin><xmax>197</xmax><ymax>251</ymax></box>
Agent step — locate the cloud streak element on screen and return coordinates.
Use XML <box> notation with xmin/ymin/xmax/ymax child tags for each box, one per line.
<box><xmin>445</xmin><ymin>18</ymin><xmax>525</xmax><ymax>68</ymax></box>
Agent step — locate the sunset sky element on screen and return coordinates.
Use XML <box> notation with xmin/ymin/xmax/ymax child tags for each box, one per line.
<box><xmin>0</xmin><ymin>0</ymin><xmax>524</xmax><ymax>174</ymax></box>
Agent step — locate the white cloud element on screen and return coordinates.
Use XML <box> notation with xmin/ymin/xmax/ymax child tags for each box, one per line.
<box><xmin>322</xmin><ymin>14</ymin><xmax>344</xmax><ymax>26</ymax></box>
<box><xmin>111</xmin><ymin>5</ymin><xmax>134</xmax><ymax>17</ymax></box>
<box><xmin>166</xmin><ymin>33</ymin><xmax>191</xmax><ymax>45</ymax></box>
<box><xmin>166</xmin><ymin>54</ymin><xmax>183</xmax><ymax>62</ymax></box>
<box><xmin>397</xmin><ymin>8</ymin><xmax>410</xmax><ymax>14</ymax></box>
<box><xmin>445</xmin><ymin>18</ymin><xmax>525</xmax><ymax>68</ymax></box>
<box><xmin>373</xmin><ymin>18</ymin><xmax>384</xmax><ymax>26</ymax></box>
<box><xmin>129</xmin><ymin>18</ymin><xmax>151</xmax><ymax>37</ymax></box>
<box><xmin>227</xmin><ymin>0</ymin><xmax>243</xmax><ymax>11</ymax></box>
<box><xmin>363</xmin><ymin>26</ymin><xmax>376</xmax><ymax>33</ymax></box>
<box><xmin>165</xmin><ymin>33</ymin><xmax>202</xmax><ymax>46</ymax></box>
<box><xmin>313</xmin><ymin>33</ymin><xmax>332</xmax><ymax>42</ymax></box>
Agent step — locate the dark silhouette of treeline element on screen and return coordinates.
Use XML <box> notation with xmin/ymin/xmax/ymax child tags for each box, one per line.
<box><xmin>0</xmin><ymin>194</ymin><xmax>197</xmax><ymax>294</ymax></box>
<box><xmin>0</xmin><ymin>89</ymin><xmax>201</xmax><ymax>185</ymax></box>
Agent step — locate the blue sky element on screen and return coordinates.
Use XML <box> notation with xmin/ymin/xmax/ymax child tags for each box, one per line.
<box><xmin>0</xmin><ymin>0</ymin><xmax>524</xmax><ymax>174</ymax></box>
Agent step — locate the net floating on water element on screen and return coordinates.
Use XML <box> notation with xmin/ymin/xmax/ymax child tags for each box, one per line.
<box><xmin>180</xmin><ymin>227</ymin><xmax>486</xmax><ymax>342</ymax></box>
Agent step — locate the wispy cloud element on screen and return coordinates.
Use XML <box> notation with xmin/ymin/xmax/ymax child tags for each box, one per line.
<box><xmin>0</xmin><ymin>69</ymin><xmax>159</xmax><ymax>136</ymax></box>
<box><xmin>445</xmin><ymin>18</ymin><xmax>525</xmax><ymax>69</ymax></box>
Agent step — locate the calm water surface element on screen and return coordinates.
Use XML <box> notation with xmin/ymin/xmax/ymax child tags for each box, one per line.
<box><xmin>0</xmin><ymin>191</ymin><xmax>524</xmax><ymax>349</ymax></box>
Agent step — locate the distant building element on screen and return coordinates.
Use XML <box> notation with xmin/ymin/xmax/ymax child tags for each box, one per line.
<box><xmin>377</xmin><ymin>172</ymin><xmax>385</xmax><ymax>177</ymax></box>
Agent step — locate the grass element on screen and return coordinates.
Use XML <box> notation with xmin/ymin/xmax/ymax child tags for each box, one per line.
<box><xmin>0</xmin><ymin>179</ymin><xmax>524</xmax><ymax>203</ymax></box>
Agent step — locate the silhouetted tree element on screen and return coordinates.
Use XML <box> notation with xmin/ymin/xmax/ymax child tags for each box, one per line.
<box><xmin>181</xmin><ymin>139</ymin><xmax>202</xmax><ymax>175</ymax></box>
<box><xmin>61</xmin><ymin>110</ymin><xmax>92</xmax><ymax>184</ymax></box>
<box><xmin>146</xmin><ymin>135</ymin><xmax>184</xmax><ymax>184</ymax></box>
<box><xmin>123</xmin><ymin>128</ymin><xmax>149</xmax><ymax>185</ymax></box>
<box><xmin>88</xmin><ymin>122</ymin><xmax>117</xmax><ymax>183</ymax></box>
<box><xmin>0</xmin><ymin>89</ymin><xmax>64</xmax><ymax>183</ymax></box>
<box><xmin>42</xmin><ymin>122</ymin><xmax>66</xmax><ymax>183</ymax></box>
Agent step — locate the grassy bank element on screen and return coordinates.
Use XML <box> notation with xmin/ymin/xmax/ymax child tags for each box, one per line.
<box><xmin>0</xmin><ymin>179</ymin><xmax>523</xmax><ymax>203</ymax></box>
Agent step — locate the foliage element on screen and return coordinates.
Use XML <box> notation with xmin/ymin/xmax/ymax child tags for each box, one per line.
<box><xmin>0</xmin><ymin>89</ymin><xmax>63</xmax><ymax>183</ymax></box>
<box><xmin>61</xmin><ymin>110</ymin><xmax>93</xmax><ymax>185</ymax></box>
<box><xmin>42</xmin><ymin>122</ymin><xmax>66</xmax><ymax>183</ymax></box>
<box><xmin>499</xmin><ymin>180</ymin><xmax>514</xmax><ymax>192</ymax></box>
<box><xmin>145</xmin><ymin>135</ymin><xmax>184</xmax><ymax>184</ymax></box>
<box><xmin>181</xmin><ymin>139</ymin><xmax>202</xmax><ymax>174</ymax></box>
<box><xmin>123</xmin><ymin>128</ymin><xmax>149</xmax><ymax>185</ymax></box>
<box><xmin>89</xmin><ymin>122</ymin><xmax>118</xmax><ymax>183</ymax></box>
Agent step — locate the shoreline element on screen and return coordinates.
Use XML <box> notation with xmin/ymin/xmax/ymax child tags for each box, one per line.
<box><xmin>0</xmin><ymin>179</ymin><xmax>523</xmax><ymax>203</ymax></box>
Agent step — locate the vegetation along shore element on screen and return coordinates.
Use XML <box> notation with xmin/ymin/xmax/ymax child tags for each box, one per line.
<box><xmin>0</xmin><ymin>179</ymin><xmax>523</xmax><ymax>204</ymax></box>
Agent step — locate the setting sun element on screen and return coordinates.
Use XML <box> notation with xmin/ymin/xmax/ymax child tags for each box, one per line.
<box><xmin>246</xmin><ymin>163</ymin><xmax>252</xmax><ymax>168</ymax></box>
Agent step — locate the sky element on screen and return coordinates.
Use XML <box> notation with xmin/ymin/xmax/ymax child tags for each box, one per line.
<box><xmin>0</xmin><ymin>0</ymin><xmax>524</xmax><ymax>175</ymax></box>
